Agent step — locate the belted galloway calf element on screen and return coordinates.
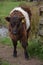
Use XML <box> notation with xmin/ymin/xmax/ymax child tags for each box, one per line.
<box><xmin>5</xmin><ymin>5</ymin><xmax>32</xmax><ymax>59</ymax></box>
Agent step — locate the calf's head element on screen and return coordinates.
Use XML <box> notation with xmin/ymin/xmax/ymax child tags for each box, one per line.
<box><xmin>5</xmin><ymin>16</ymin><xmax>25</xmax><ymax>35</ymax></box>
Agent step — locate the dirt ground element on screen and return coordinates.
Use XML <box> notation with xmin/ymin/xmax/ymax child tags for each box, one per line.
<box><xmin>0</xmin><ymin>44</ymin><xmax>43</xmax><ymax>65</ymax></box>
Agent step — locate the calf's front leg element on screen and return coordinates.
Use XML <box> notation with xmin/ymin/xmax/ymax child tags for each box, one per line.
<box><xmin>12</xmin><ymin>39</ymin><xmax>17</xmax><ymax>57</ymax></box>
<box><xmin>21</xmin><ymin>23</ymin><xmax>29</xmax><ymax>59</ymax></box>
<box><xmin>21</xmin><ymin>39</ymin><xmax>29</xmax><ymax>59</ymax></box>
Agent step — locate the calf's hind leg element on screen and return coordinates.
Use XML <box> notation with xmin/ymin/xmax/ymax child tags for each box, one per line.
<box><xmin>12</xmin><ymin>39</ymin><xmax>17</xmax><ymax>57</ymax></box>
<box><xmin>21</xmin><ymin>40</ymin><xmax>29</xmax><ymax>59</ymax></box>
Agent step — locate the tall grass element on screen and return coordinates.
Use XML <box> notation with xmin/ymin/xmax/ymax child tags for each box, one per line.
<box><xmin>27</xmin><ymin>37</ymin><xmax>43</xmax><ymax>59</ymax></box>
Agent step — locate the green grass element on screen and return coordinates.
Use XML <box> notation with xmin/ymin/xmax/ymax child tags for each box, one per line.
<box><xmin>27</xmin><ymin>37</ymin><xmax>43</xmax><ymax>59</ymax></box>
<box><xmin>0</xmin><ymin>2</ymin><xmax>21</xmax><ymax>26</ymax></box>
<box><xmin>1</xmin><ymin>61</ymin><xmax>10</xmax><ymax>65</ymax></box>
<box><xmin>0</xmin><ymin>37</ymin><xmax>12</xmax><ymax>46</ymax></box>
<box><xmin>0</xmin><ymin>60</ymin><xmax>11</xmax><ymax>65</ymax></box>
<box><xmin>0</xmin><ymin>2</ymin><xmax>20</xmax><ymax>16</ymax></box>
<box><xmin>0</xmin><ymin>37</ymin><xmax>22</xmax><ymax>48</ymax></box>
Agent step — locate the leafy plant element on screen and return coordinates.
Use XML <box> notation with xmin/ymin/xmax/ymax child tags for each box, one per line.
<box><xmin>27</xmin><ymin>38</ymin><xmax>43</xmax><ymax>59</ymax></box>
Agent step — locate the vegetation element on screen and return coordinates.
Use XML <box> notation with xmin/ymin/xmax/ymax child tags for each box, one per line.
<box><xmin>0</xmin><ymin>37</ymin><xmax>12</xmax><ymax>46</ymax></box>
<box><xmin>0</xmin><ymin>59</ymin><xmax>11</xmax><ymax>65</ymax></box>
<box><xmin>28</xmin><ymin>37</ymin><xmax>43</xmax><ymax>59</ymax></box>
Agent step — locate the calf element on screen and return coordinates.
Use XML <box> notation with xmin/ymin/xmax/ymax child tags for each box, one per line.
<box><xmin>5</xmin><ymin>6</ymin><xmax>32</xmax><ymax>59</ymax></box>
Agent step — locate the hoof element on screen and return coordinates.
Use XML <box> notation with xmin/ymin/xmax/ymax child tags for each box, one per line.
<box><xmin>25</xmin><ymin>55</ymin><xmax>29</xmax><ymax>60</ymax></box>
<box><xmin>13</xmin><ymin>54</ymin><xmax>17</xmax><ymax>57</ymax></box>
<box><xmin>25</xmin><ymin>51</ymin><xmax>29</xmax><ymax>60</ymax></box>
<box><xmin>13</xmin><ymin>51</ymin><xmax>17</xmax><ymax>57</ymax></box>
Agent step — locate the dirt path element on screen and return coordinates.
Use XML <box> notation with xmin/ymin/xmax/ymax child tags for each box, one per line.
<box><xmin>0</xmin><ymin>44</ymin><xmax>43</xmax><ymax>65</ymax></box>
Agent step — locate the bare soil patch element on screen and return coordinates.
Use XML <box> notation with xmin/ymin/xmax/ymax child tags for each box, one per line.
<box><xmin>0</xmin><ymin>44</ymin><xmax>43</xmax><ymax>65</ymax></box>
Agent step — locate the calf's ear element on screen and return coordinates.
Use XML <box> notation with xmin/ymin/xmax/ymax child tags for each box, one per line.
<box><xmin>5</xmin><ymin>17</ymin><xmax>10</xmax><ymax>22</ymax></box>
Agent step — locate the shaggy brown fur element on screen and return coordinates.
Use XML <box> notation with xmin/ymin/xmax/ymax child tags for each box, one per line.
<box><xmin>5</xmin><ymin>5</ymin><xmax>32</xmax><ymax>59</ymax></box>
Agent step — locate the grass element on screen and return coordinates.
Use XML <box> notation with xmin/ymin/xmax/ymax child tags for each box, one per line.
<box><xmin>0</xmin><ymin>59</ymin><xmax>11</xmax><ymax>65</ymax></box>
<box><xmin>0</xmin><ymin>2</ymin><xmax>21</xmax><ymax>26</ymax></box>
<box><xmin>1</xmin><ymin>61</ymin><xmax>10</xmax><ymax>65</ymax></box>
<box><xmin>27</xmin><ymin>37</ymin><xmax>43</xmax><ymax>59</ymax></box>
<box><xmin>0</xmin><ymin>2</ymin><xmax>20</xmax><ymax>16</ymax></box>
<box><xmin>0</xmin><ymin>37</ymin><xmax>22</xmax><ymax>48</ymax></box>
<box><xmin>0</xmin><ymin>37</ymin><xmax>12</xmax><ymax>46</ymax></box>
